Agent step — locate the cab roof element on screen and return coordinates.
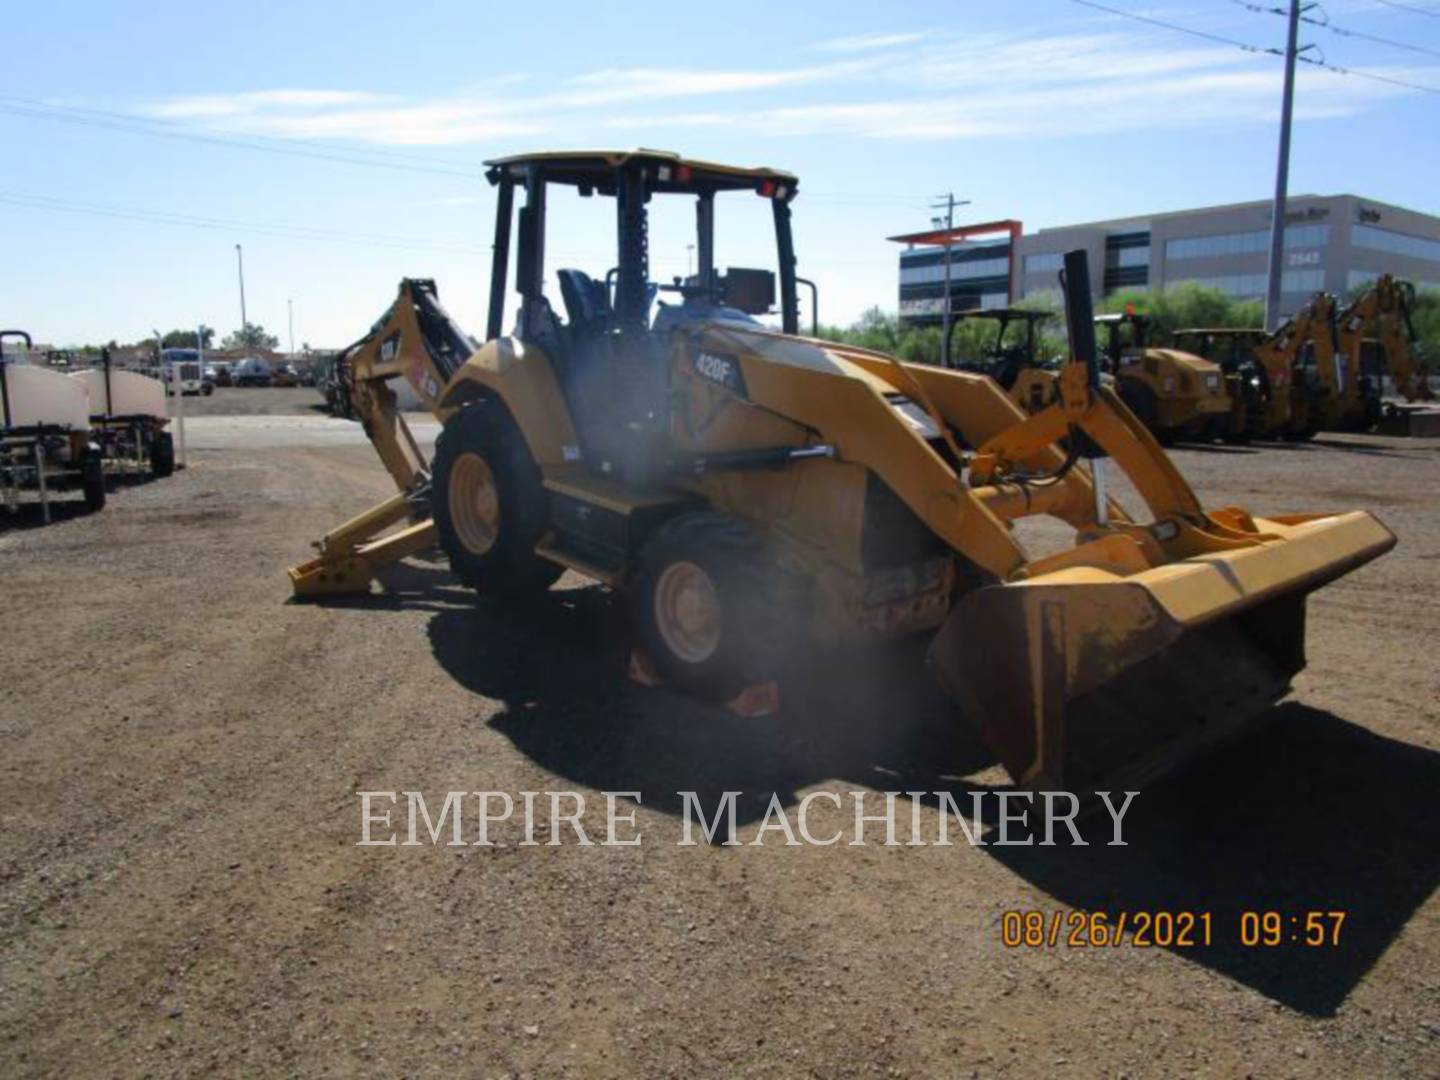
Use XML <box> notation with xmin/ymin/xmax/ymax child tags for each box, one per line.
<box><xmin>483</xmin><ymin>149</ymin><xmax>798</xmax><ymax>195</ymax></box>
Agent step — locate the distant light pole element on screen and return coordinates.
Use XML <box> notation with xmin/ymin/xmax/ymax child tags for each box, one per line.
<box><xmin>287</xmin><ymin>298</ymin><xmax>295</xmax><ymax>358</ymax></box>
<box><xmin>235</xmin><ymin>244</ymin><xmax>249</xmax><ymax>345</ymax></box>
<box><xmin>931</xmin><ymin>193</ymin><xmax>972</xmax><ymax>367</ymax></box>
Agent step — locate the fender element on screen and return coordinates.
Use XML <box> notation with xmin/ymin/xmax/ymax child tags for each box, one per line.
<box><xmin>438</xmin><ymin>337</ymin><xmax>580</xmax><ymax>467</ymax></box>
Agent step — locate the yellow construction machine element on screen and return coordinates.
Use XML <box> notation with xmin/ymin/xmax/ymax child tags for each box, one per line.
<box><xmin>1332</xmin><ymin>275</ymin><xmax>1433</xmax><ymax>432</ymax></box>
<box><xmin>290</xmin><ymin>150</ymin><xmax>1395</xmax><ymax>797</ymax></box>
<box><xmin>1170</xmin><ymin>301</ymin><xmax>1332</xmax><ymax>443</ymax></box>
<box><xmin>1094</xmin><ymin>311</ymin><xmax>1232</xmax><ymax>443</ymax></box>
<box><xmin>1168</xmin><ymin>327</ymin><xmax>1269</xmax><ymax>444</ymax></box>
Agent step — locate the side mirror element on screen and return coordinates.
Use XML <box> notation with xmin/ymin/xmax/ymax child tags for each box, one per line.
<box><xmin>721</xmin><ymin>268</ymin><xmax>776</xmax><ymax>315</ymax></box>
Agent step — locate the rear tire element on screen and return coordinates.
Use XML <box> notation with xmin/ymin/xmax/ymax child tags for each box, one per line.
<box><xmin>432</xmin><ymin>400</ymin><xmax>561</xmax><ymax>598</ymax></box>
<box><xmin>151</xmin><ymin>431</ymin><xmax>175</xmax><ymax>478</ymax></box>
<box><xmin>81</xmin><ymin>452</ymin><xmax>106</xmax><ymax>511</ymax></box>
<box><xmin>630</xmin><ymin>512</ymin><xmax>799</xmax><ymax>702</ymax></box>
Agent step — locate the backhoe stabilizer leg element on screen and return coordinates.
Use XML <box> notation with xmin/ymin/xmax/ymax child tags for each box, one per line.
<box><xmin>289</xmin><ymin>492</ymin><xmax>438</xmax><ymax>597</ymax></box>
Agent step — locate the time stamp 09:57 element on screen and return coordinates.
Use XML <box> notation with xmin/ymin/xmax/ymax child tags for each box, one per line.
<box><xmin>1001</xmin><ymin>910</ymin><xmax>1348</xmax><ymax>949</ymax></box>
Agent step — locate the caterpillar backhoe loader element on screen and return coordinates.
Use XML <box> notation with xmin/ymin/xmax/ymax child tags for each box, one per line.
<box><xmin>289</xmin><ymin>150</ymin><xmax>1394</xmax><ymax>798</ymax></box>
<box><xmin>942</xmin><ymin>308</ymin><xmax>1062</xmax><ymax>415</ymax></box>
<box><xmin>1177</xmin><ymin>293</ymin><xmax>1338</xmax><ymax>441</ymax></box>
<box><xmin>1333</xmin><ymin>275</ymin><xmax>1434</xmax><ymax>434</ymax></box>
<box><xmin>1094</xmin><ymin>311</ymin><xmax>1232</xmax><ymax>442</ymax></box>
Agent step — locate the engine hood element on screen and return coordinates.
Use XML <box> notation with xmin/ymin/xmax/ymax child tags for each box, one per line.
<box><xmin>698</xmin><ymin>320</ymin><xmax>906</xmax><ymax>398</ymax></box>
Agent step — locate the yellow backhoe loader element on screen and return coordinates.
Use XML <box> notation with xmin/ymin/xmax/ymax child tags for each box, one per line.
<box><xmin>1094</xmin><ymin>311</ymin><xmax>1232</xmax><ymax>443</ymax></box>
<box><xmin>1188</xmin><ymin>293</ymin><xmax>1341</xmax><ymax>441</ymax></box>
<box><xmin>289</xmin><ymin>150</ymin><xmax>1394</xmax><ymax>798</ymax></box>
<box><xmin>1333</xmin><ymin>275</ymin><xmax>1434</xmax><ymax>434</ymax></box>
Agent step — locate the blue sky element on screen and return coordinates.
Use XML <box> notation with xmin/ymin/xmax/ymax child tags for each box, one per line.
<box><xmin>3</xmin><ymin>0</ymin><xmax>1438</xmax><ymax>348</ymax></box>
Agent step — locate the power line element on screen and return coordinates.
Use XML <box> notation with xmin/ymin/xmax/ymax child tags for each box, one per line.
<box><xmin>1230</xmin><ymin>0</ymin><xmax>1440</xmax><ymax>60</ymax></box>
<box><xmin>1297</xmin><ymin>51</ymin><xmax>1440</xmax><ymax>93</ymax></box>
<box><xmin>0</xmin><ymin>95</ymin><xmax>491</xmax><ymax>180</ymax></box>
<box><xmin>1071</xmin><ymin>0</ymin><xmax>1440</xmax><ymax>94</ymax></box>
<box><xmin>1374</xmin><ymin>0</ymin><xmax>1440</xmax><ymax>17</ymax></box>
<box><xmin>0</xmin><ymin>93</ymin><xmax>493</xmax><ymax>172</ymax></box>
<box><xmin>0</xmin><ymin>190</ymin><xmax>489</xmax><ymax>255</ymax></box>
<box><xmin>0</xmin><ymin>95</ymin><xmax>935</xmax><ymax>210</ymax></box>
<box><xmin>1071</xmin><ymin>0</ymin><xmax>1283</xmax><ymax>53</ymax></box>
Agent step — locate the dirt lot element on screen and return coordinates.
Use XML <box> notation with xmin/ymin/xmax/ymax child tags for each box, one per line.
<box><xmin>1</xmin><ymin>419</ymin><xmax>1437</xmax><ymax>1077</ymax></box>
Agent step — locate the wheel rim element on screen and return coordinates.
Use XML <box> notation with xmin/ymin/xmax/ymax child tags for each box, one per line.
<box><xmin>448</xmin><ymin>452</ymin><xmax>500</xmax><ymax>555</ymax></box>
<box><xmin>654</xmin><ymin>560</ymin><xmax>722</xmax><ymax>664</ymax></box>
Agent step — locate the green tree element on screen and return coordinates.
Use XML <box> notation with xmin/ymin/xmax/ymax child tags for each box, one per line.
<box><xmin>1406</xmin><ymin>287</ymin><xmax>1440</xmax><ymax>367</ymax></box>
<box><xmin>161</xmin><ymin>325</ymin><xmax>215</xmax><ymax>349</ymax></box>
<box><xmin>221</xmin><ymin>323</ymin><xmax>280</xmax><ymax>351</ymax></box>
<box><xmin>1098</xmin><ymin>284</ymin><xmax>1262</xmax><ymax>339</ymax></box>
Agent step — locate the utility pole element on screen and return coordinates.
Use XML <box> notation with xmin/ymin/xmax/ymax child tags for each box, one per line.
<box><xmin>287</xmin><ymin>298</ymin><xmax>295</xmax><ymax>358</ymax></box>
<box><xmin>235</xmin><ymin>244</ymin><xmax>249</xmax><ymax>344</ymax></box>
<box><xmin>931</xmin><ymin>193</ymin><xmax>971</xmax><ymax>367</ymax></box>
<box><xmin>1264</xmin><ymin>0</ymin><xmax>1307</xmax><ymax>332</ymax></box>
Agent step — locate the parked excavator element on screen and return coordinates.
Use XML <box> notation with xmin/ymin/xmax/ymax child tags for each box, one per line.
<box><xmin>1094</xmin><ymin>310</ymin><xmax>1232</xmax><ymax>442</ymax></box>
<box><xmin>289</xmin><ymin>149</ymin><xmax>1394</xmax><ymax>799</ymax></box>
<box><xmin>942</xmin><ymin>308</ymin><xmax>1061</xmax><ymax>415</ymax></box>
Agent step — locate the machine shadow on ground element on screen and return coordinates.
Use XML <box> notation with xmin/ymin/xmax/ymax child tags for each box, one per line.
<box><xmin>0</xmin><ymin>470</ymin><xmax>176</xmax><ymax>532</ymax></box>
<box><xmin>0</xmin><ymin>500</ymin><xmax>98</xmax><ymax>529</ymax></box>
<box><xmin>1257</xmin><ymin>438</ymin><xmax>1425</xmax><ymax>460</ymax></box>
<box><xmin>988</xmin><ymin>704</ymin><xmax>1440</xmax><ymax>1016</ymax></box>
<box><xmin>425</xmin><ymin>580</ymin><xmax>1440</xmax><ymax>1018</ymax></box>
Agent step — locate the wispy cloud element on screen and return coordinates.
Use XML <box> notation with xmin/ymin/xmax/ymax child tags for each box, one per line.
<box><xmin>811</xmin><ymin>31</ymin><xmax>929</xmax><ymax>53</ymax></box>
<box><xmin>133</xmin><ymin>27</ymin><xmax>1434</xmax><ymax>147</ymax></box>
<box><xmin>151</xmin><ymin>89</ymin><xmax>391</xmax><ymax>119</ymax></box>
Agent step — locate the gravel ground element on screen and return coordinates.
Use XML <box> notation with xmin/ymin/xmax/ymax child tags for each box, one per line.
<box><xmin>177</xmin><ymin>385</ymin><xmax>329</xmax><ymax>417</ymax></box>
<box><xmin>0</xmin><ymin>421</ymin><xmax>1437</xmax><ymax>1077</ymax></box>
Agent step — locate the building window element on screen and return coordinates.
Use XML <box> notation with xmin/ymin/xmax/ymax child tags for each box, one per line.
<box><xmin>1169</xmin><ymin>269</ymin><xmax>1324</xmax><ymax>298</ymax></box>
<box><xmin>1111</xmin><ymin>246</ymin><xmax>1151</xmax><ymax>269</ymax></box>
<box><xmin>1165</xmin><ymin>224</ymin><xmax>1331</xmax><ymax>262</ymax></box>
<box><xmin>899</xmin><ymin>257</ymin><xmax>1011</xmax><ymax>285</ymax></box>
<box><xmin>1351</xmin><ymin>224</ymin><xmax>1440</xmax><ymax>263</ymax></box>
<box><xmin>1023</xmin><ymin>252</ymin><xmax>1063</xmax><ymax>274</ymax></box>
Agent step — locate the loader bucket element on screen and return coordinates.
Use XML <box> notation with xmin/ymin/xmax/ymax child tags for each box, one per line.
<box><xmin>930</xmin><ymin>510</ymin><xmax>1395</xmax><ymax>796</ymax></box>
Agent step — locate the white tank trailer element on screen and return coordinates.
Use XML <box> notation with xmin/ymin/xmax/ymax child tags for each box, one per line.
<box><xmin>1</xmin><ymin>331</ymin><xmax>107</xmax><ymax>520</ymax></box>
<box><xmin>70</xmin><ymin>361</ymin><xmax>175</xmax><ymax>480</ymax></box>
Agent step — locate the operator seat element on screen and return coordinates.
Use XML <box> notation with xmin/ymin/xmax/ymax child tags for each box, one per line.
<box><xmin>557</xmin><ymin>269</ymin><xmax>612</xmax><ymax>343</ymax></box>
<box><xmin>553</xmin><ymin>269</ymin><xmax>620</xmax><ymax>462</ymax></box>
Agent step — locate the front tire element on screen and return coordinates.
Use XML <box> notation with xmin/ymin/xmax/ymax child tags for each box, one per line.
<box><xmin>630</xmin><ymin>512</ymin><xmax>798</xmax><ymax>702</ymax></box>
<box><xmin>432</xmin><ymin>400</ymin><xmax>561</xmax><ymax>598</ymax></box>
